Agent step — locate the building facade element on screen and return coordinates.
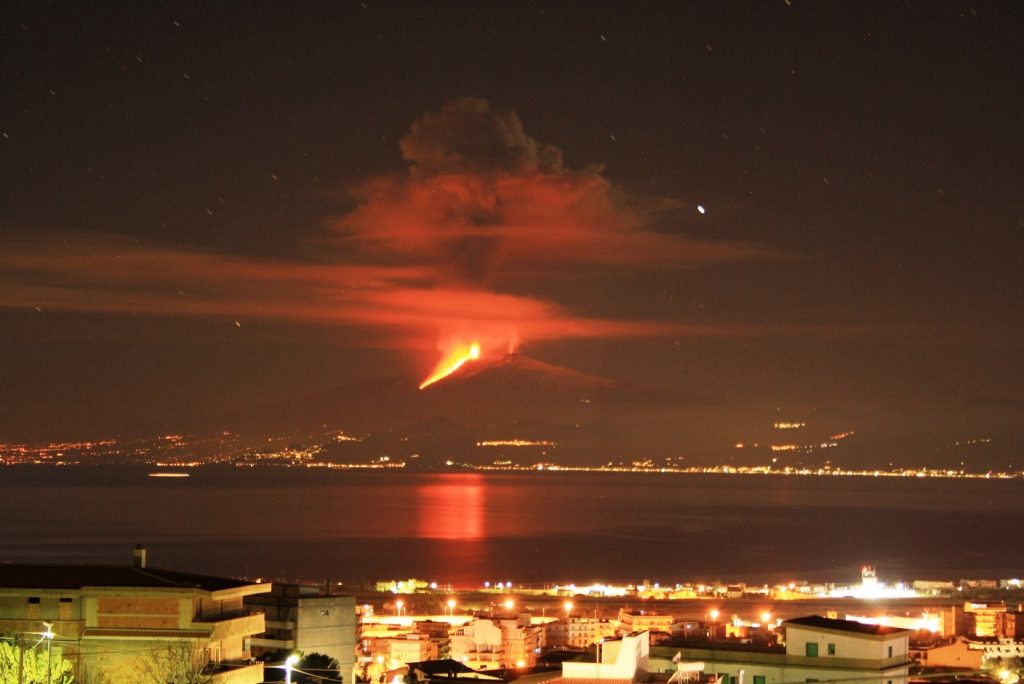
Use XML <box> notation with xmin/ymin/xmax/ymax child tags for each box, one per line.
<box><xmin>450</xmin><ymin>618</ymin><xmax>505</xmax><ymax>670</ymax></box>
<box><xmin>0</xmin><ymin>559</ymin><xmax>269</xmax><ymax>683</ymax></box>
<box><xmin>245</xmin><ymin>583</ymin><xmax>357</xmax><ymax>682</ymax></box>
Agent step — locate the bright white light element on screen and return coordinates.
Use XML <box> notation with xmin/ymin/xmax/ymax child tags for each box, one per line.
<box><xmin>697</xmin><ymin>204</ymin><xmax>706</xmax><ymax>214</ymax></box>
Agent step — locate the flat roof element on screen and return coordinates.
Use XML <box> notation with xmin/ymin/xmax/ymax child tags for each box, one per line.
<box><xmin>783</xmin><ymin>615</ymin><xmax>910</xmax><ymax>636</ymax></box>
<box><xmin>0</xmin><ymin>563</ymin><xmax>263</xmax><ymax>593</ymax></box>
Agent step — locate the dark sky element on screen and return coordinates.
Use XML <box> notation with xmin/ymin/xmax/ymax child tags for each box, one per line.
<box><xmin>1</xmin><ymin>1</ymin><xmax>1022</xmax><ymax>463</ymax></box>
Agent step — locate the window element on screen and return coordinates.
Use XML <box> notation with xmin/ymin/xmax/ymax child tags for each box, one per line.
<box><xmin>59</xmin><ymin>598</ymin><xmax>72</xmax><ymax>620</ymax></box>
<box><xmin>806</xmin><ymin>642</ymin><xmax>819</xmax><ymax>657</ymax></box>
<box><xmin>827</xmin><ymin>643</ymin><xmax>836</xmax><ymax>656</ymax></box>
<box><xmin>26</xmin><ymin>597</ymin><xmax>40</xmax><ymax>619</ymax></box>
<box><xmin>888</xmin><ymin>646</ymin><xmax>893</xmax><ymax>658</ymax></box>
<box><xmin>754</xmin><ymin>675</ymin><xmax>766</xmax><ymax>684</ymax></box>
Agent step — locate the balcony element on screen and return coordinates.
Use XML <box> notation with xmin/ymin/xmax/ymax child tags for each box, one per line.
<box><xmin>195</xmin><ymin>613</ymin><xmax>266</xmax><ymax>642</ymax></box>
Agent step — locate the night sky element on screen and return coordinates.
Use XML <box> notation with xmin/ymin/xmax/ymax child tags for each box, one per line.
<box><xmin>2</xmin><ymin>2</ymin><xmax>1022</xmax><ymax>466</ymax></box>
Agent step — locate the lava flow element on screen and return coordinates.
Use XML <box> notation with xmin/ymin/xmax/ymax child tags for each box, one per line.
<box><xmin>419</xmin><ymin>342</ymin><xmax>481</xmax><ymax>389</ymax></box>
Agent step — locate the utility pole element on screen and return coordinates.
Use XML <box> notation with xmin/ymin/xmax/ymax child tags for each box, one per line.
<box><xmin>17</xmin><ymin>634</ymin><xmax>25</xmax><ymax>684</ymax></box>
<box><xmin>43</xmin><ymin>622</ymin><xmax>54</xmax><ymax>684</ymax></box>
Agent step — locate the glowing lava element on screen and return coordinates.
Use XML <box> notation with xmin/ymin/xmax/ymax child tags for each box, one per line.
<box><xmin>419</xmin><ymin>342</ymin><xmax>481</xmax><ymax>389</ymax></box>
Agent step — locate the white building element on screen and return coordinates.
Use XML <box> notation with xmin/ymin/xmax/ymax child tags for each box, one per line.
<box><xmin>450</xmin><ymin>618</ymin><xmax>504</xmax><ymax>670</ymax></box>
<box><xmin>650</xmin><ymin>615</ymin><xmax>912</xmax><ymax>684</ymax></box>
<box><xmin>546</xmin><ymin>616</ymin><xmax>618</xmax><ymax>649</ymax></box>
<box><xmin>562</xmin><ymin>630</ymin><xmax>651</xmax><ymax>681</ymax></box>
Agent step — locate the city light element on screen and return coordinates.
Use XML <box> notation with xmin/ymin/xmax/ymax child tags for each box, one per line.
<box><xmin>285</xmin><ymin>654</ymin><xmax>300</xmax><ymax>684</ymax></box>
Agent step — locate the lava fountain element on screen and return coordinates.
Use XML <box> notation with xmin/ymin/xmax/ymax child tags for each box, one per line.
<box><xmin>419</xmin><ymin>342</ymin><xmax>482</xmax><ymax>389</ymax></box>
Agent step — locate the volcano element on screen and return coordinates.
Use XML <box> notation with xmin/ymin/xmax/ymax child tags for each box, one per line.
<box><xmin>226</xmin><ymin>352</ymin><xmax>708</xmax><ymax>464</ymax></box>
<box><xmin>423</xmin><ymin>352</ymin><xmax>617</xmax><ymax>397</ymax></box>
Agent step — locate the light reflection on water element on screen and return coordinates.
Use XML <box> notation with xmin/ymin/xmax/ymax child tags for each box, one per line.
<box><xmin>0</xmin><ymin>467</ymin><xmax>1020</xmax><ymax>584</ymax></box>
<box><xmin>417</xmin><ymin>473</ymin><xmax>486</xmax><ymax>539</ymax></box>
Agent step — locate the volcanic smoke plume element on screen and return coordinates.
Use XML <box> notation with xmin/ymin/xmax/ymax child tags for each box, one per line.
<box><xmin>334</xmin><ymin>97</ymin><xmax>772</xmax><ymax>385</ymax></box>
<box><xmin>0</xmin><ymin>97</ymin><xmax>774</xmax><ymax>387</ymax></box>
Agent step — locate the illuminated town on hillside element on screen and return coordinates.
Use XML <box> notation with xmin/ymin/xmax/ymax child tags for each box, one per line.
<box><xmin>1</xmin><ymin>431</ymin><xmax>1018</xmax><ymax>479</ymax></box>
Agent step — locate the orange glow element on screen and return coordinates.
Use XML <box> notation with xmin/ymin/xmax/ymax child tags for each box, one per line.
<box><xmin>419</xmin><ymin>342</ymin><xmax>481</xmax><ymax>389</ymax></box>
<box><xmin>416</xmin><ymin>473</ymin><xmax>485</xmax><ymax>539</ymax></box>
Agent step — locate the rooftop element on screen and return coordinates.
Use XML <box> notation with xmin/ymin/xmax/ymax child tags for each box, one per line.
<box><xmin>0</xmin><ymin>563</ymin><xmax>263</xmax><ymax>593</ymax></box>
<box><xmin>783</xmin><ymin>615</ymin><xmax>911</xmax><ymax>636</ymax></box>
<box><xmin>407</xmin><ymin>659</ymin><xmax>505</xmax><ymax>680</ymax></box>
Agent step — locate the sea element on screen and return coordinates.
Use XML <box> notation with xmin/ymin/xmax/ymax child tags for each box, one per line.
<box><xmin>1</xmin><ymin>467</ymin><xmax>1021</xmax><ymax>586</ymax></box>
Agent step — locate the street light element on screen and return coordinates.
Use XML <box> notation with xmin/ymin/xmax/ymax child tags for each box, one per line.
<box><xmin>447</xmin><ymin>598</ymin><xmax>457</xmax><ymax>616</ymax></box>
<box><xmin>285</xmin><ymin>654</ymin><xmax>301</xmax><ymax>684</ymax></box>
<box><xmin>504</xmin><ymin>598</ymin><xmax>515</xmax><ymax>612</ymax></box>
<box><xmin>564</xmin><ymin>601</ymin><xmax>573</xmax><ymax>616</ymax></box>
<box><xmin>43</xmin><ymin>622</ymin><xmax>54</xmax><ymax>684</ymax></box>
<box><xmin>395</xmin><ymin>599</ymin><xmax>404</xmax><ymax>617</ymax></box>
<box><xmin>761</xmin><ymin>611</ymin><xmax>772</xmax><ymax>626</ymax></box>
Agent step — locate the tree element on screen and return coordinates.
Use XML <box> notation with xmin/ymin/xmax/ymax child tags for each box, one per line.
<box><xmin>0</xmin><ymin>637</ymin><xmax>75</xmax><ymax>684</ymax></box>
<box><xmin>298</xmin><ymin>653</ymin><xmax>341</xmax><ymax>684</ymax></box>
<box><xmin>139</xmin><ymin>640</ymin><xmax>212</xmax><ymax>684</ymax></box>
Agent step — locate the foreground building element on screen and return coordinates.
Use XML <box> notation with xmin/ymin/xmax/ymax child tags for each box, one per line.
<box><xmin>0</xmin><ymin>552</ymin><xmax>269</xmax><ymax>683</ymax></box>
<box><xmin>245</xmin><ymin>582</ymin><xmax>357</xmax><ymax>681</ymax></box>
<box><xmin>651</xmin><ymin>616</ymin><xmax>912</xmax><ymax>684</ymax></box>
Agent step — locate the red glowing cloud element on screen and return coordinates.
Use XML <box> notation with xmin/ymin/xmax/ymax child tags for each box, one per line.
<box><xmin>0</xmin><ymin>98</ymin><xmax>783</xmax><ymax>382</ymax></box>
<box><xmin>338</xmin><ymin>100</ymin><xmax>773</xmax><ymax>282</ymax></box>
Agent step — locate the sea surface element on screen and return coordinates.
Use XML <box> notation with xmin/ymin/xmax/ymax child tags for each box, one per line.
<box><xmin>0</xmin><ymin>467</ymin><xmax>1021</xmax><ymax>585</ymax></box>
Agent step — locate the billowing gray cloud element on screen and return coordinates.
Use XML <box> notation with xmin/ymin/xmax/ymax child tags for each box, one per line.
<box><xmin>400</xmin><ymin>97</ymin><xmax>564</xmax><ymax>178</ymax></box>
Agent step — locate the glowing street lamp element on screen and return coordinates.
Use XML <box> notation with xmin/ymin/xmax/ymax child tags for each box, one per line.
<box><xmin>564</xmin><ymin>600</ymin><xmax>574</xmax><ymax>616</ymax></box>
<box><xmin>447</xmin><ymin>598</ymin><xmax>457</xmax><ymax>616</ymax></box>
<box><xmin>504</xmin><ymin>598</ymin><xmax>515</xmax><ymax>612</ymax></box>
<box><xmin>43</xmin><ymin>622</ymin><xmax>54</xmax><ymax>684</ymax></box>
<box><xmin>395</xmin><ymin>598</ymin><xmax>404</xmax><ymax>617</ymax></box>
<box><xmin>761</xmin><ymin>611</ymin><xmax>772</xmax><ymax>626</ymax></box>
<box><xmin>285</xmin><ymin>654</ymin><xmax>301</xmax><ymax>684</ymax></box>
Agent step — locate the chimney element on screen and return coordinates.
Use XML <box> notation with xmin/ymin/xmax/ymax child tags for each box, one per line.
<box><xmin>133</xmin><ymin>544</ymin><xmax>147</xmax><ymax>569</ymax></box>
